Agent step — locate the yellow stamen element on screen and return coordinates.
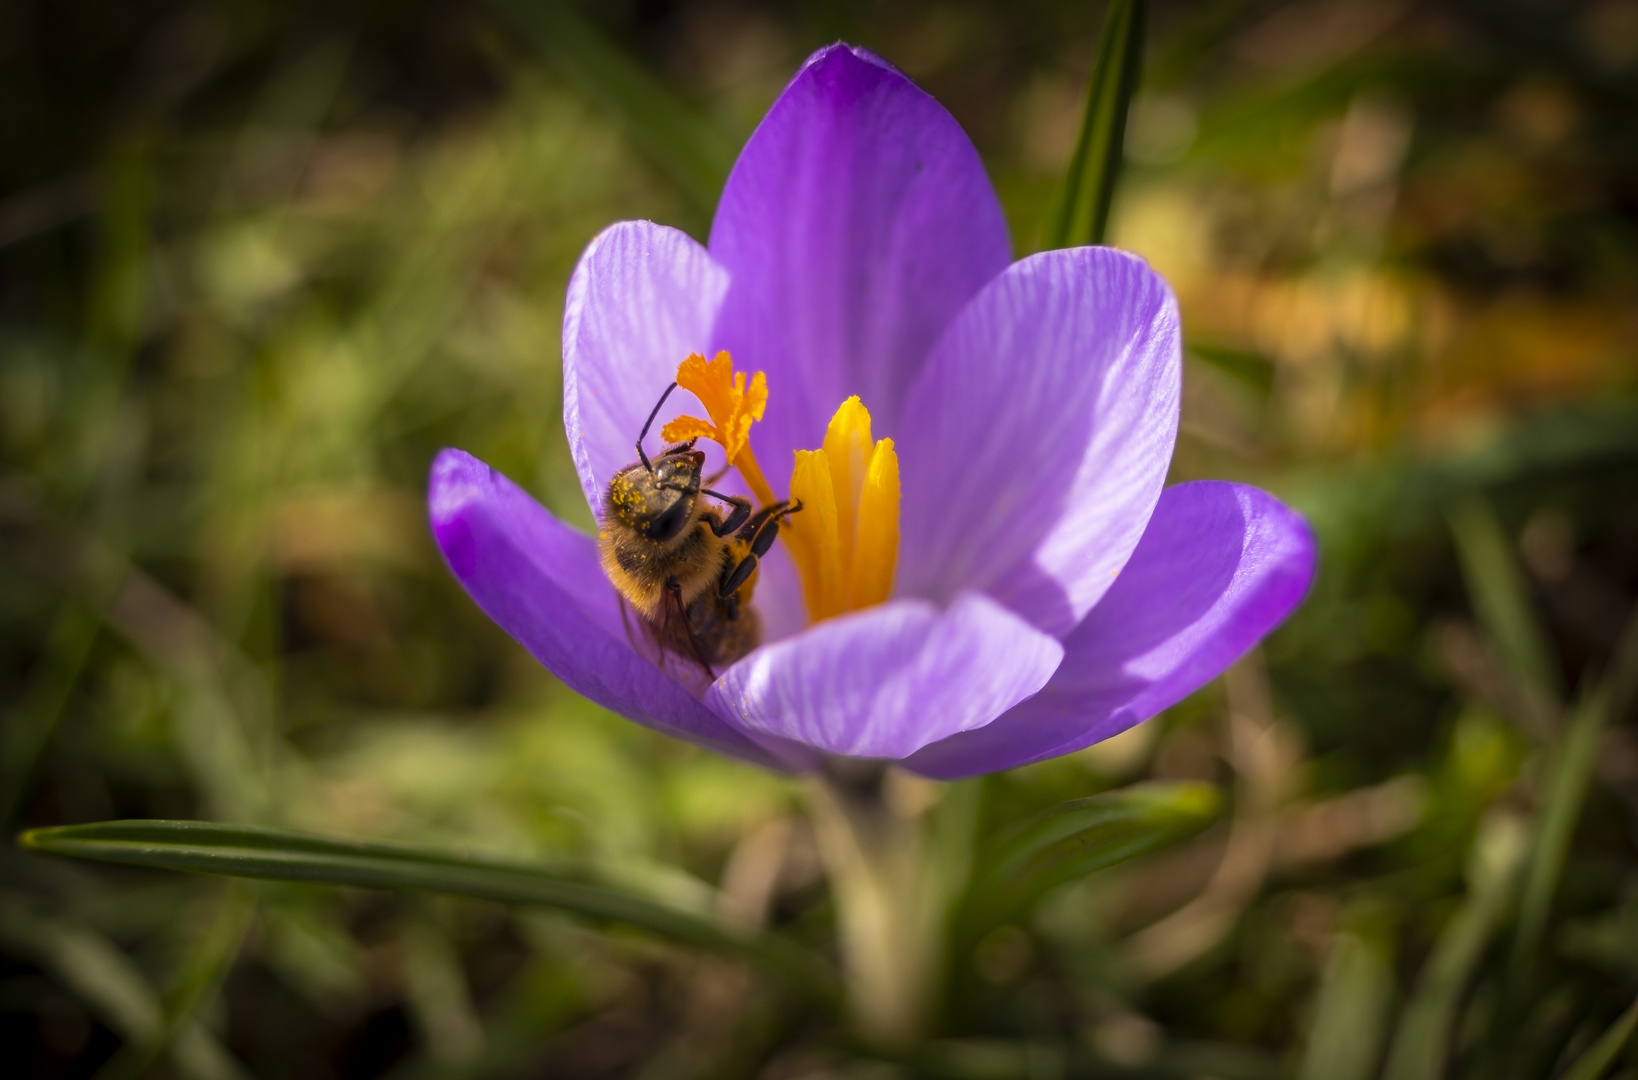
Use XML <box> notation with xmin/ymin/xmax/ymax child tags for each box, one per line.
<box><xmin>784</xmin><ymin>396</ymin><xmax>900</xmax><ymax>623</ymax></box>
<box><xmin>661</xmin><ymin>354</ymin><xmax>900</xmax><ymax>624</ymax></box>
<box><xmin>661</xmin><ymin>351</ymin><xmax>776</xmax><ymax>506</ymax></box>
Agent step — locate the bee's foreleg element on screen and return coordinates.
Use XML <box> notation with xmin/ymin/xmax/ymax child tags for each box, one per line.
<box><xmin>720</xmin><ymin>553</ymin><xmax>758</xmax><ymax>599</ymax></box>
<box><xmin>719</xmin><ymin>506</ymin><xmax>791</xmax><ymax>598</ymax></box>
<box><xmin>702</xmin><ymin>489</ymin><xmax>752</xmax><ymax>536</ymax></box>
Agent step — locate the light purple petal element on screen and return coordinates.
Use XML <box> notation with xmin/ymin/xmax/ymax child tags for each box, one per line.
<box><xmin>428</xmin><ymin>449</ymin><xmax>807</xmax><ymax>770</ymax></box>
<box><xmin>896</xmin><ymin>246</ymin><xmax>1181</xmax><ymax>637</ymax></box>
<box><xmin>705</xmin><ymin>591</ymin><xmax>1063</xmax><ymax>760</ymax></box>
<box><xmin>563</xmin><ymin>220</ymin><xmax>730</xmax><ymax>512</ymax></box>
<box><xmin>902</xmin><ymin>482</ymin><xmax>1315</xmax><ymax>779</ymax></box>
<box><xmin>708</xmin><ymin>44</ymin><xmax>1011</xmax><ymax>490</ymax></box>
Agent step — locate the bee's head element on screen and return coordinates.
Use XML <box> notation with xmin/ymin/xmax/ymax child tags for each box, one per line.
<box><xmin>608</xmin><ymin>442</ymin><xmax>705</xmax><ymax>541</ymax></box>
<box><xmin>651</xmin><ymin>443</ymin><xmax>706</xmax><ymax>491</ymax></box>
<box><xmin>608</xmin><ymin>381</ymin><xmax>711</xmax><ymax>541</ymax></box>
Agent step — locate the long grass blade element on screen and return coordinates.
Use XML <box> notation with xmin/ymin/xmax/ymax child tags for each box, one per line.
<box><xmin>487</xmin><ymin>0</ymin><xmax>737</xmax><ymax>215</ymax></box>
<box><xmin>1382</xmin><ymin>813</ymin><xmax>1528</xmax><ymax>1080</ymax></box>
<box><xmin>1448</xmin><ymin>497</ymin><xmax>1562</xmax><ymax>733</ymax></box>
<box><xmin>18</xmin><ymin>819</ymin><xmax>836</xmax><ymax>1001</ymax></box>
<box><xmin>93</xmin><ymin>883</ymin><xmax>256</xmax><ymax>1080</ymax></box>
<box><xmin>955</xmin><ymin>781</ymin><xmax>1219</xmax><ymax>942</ymax></box>
<box><xmin>1040</xmin><ymin>0</ymin><xmax>1147</xmax><ymax>249</ymax></box>
<box><xmin>1297</xmin><ymin>925</ymin><xmax>1394</xmax><ymax>1080</ymax></box>
<box><xmin>1559</xmin><ymin>993</ymin><xmax>1638</xmax><ymax>1080</ymax></box>
<box><xmin>0</xmin><ymin>604</ymin><xmax>97</xmax><ymax>826</ymax></box>
<box><xmin>1504</xmin><ymin>611</ymin><xmax>1638</xmax><ymax>1024</ymax></box>
<box><xmin>0</xmin><ymin>892</ymin><xmax>248</xmax><ymax>1080</ymax></box>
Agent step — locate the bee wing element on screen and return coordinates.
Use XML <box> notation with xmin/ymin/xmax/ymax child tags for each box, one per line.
<box><xmin>617</xmin><ymin>594</ymin><xmax>657</xmax><ymax>665</ymax></box>
<box><xmin>659</xmin><ymin>583</ymin><xmax>717</xmax><ymax>682</ymax></box>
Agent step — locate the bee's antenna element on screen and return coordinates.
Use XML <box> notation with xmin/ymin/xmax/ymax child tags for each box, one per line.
<box><xmin>637</xmin><ymin>381</ymin><xmax>679</xmax><ymax>473</ymax></box>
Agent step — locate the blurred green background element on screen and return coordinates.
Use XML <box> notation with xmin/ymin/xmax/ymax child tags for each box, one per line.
<box><xmin>2</xmin><ymin>0</ymin><xmax>1636</xmax><ymax>1076</ymax></box>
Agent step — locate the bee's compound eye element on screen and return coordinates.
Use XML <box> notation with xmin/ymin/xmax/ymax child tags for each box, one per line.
<box><xmin>646</xmin><ymin>492</ymin><xmax>693</xmax><ymax>540</ymax></box>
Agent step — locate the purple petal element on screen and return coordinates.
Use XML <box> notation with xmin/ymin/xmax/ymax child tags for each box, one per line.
<box><xmin>708</xmin><ymin>44</ymin><xmax>1011</xmax><ymax>490</ymax></box>
<box><xmin>563</xmin><ymin>221</ymin><xmax>730</xmax><ymax>512</ymax></box>
<box><xmin>896</xmin><ymin>246</ymin><xmax>1181</xmax><ymax>637</ymax></box>
<box><xmin>705</xmin><ymin>591</ymin><xmax>1063</xmax><ymax>760</ymax></box>
<box><xmin>902</xmin><ymin>482</ymin><xmax>1315</xmax><ymax>779</ymax></box>
<box><xmin>428</xmin><ymin>449</ymin><xmax>806</xmax><ymax>770</ymax></box>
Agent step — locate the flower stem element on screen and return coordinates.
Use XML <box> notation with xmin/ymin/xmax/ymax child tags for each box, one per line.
<box><xmin>806</xmin><ymin>762</ymin><xmax>967</xmax><ymax>1045</ymax></box>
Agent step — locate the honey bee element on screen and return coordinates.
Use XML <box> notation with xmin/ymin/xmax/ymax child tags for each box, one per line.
<box><xmin>598</xmin><ymin>382</ymin><xmax>799</xmax><ymax>677</ymax></box>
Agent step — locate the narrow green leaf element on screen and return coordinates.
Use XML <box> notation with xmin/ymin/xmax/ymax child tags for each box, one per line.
<box><xmin>487</xmin><ymin>0</ymin><xmax>737</xmax><ymax>215</ymax></box>
<box><xmin>1382</xmin><ymin>812</ymin><xmax>1528</xmax><ymax>1080</ymax></box>
<box><xmin>1298</xmin><ymin>925</ymin><xmax>1395</xmax><ymax>1080</ymax></box>
<box><xmin>0</xmin><ymin>603</ymin><xmax>97</xmax><ymax>826</ymax></box>
<box><xmin>18</xmin><ymin>819</ymin><xmax>835</xmax><ymax>1001</ymax></box>
<box><xmin>1505</xmin><ymin>611</ymin><xmax>1638</xmax><ymax>1022</ymax></box>
<box><xmin>1448</xmin><ymin>496</ymin><xmax>1562</xmax><ymax>730</ymax></box>
<box><xmin>1560</xmin><ymin>993</ymin><xmax>1638</xmax><ymax>1080</ymax></box>
<box><xmin>94</xmin><ymin>883</ymin><xmax>256</xmax><ymax>1080</ymax></box>
<box><xmin>1188</xmin><ymin>341</ymin><xmax>1277</xmax><ymax>394</ymax></box>
<box><xmin>0</xmin><ymin>892</ymin><xmax>248</xmax><ymax>1080</ymax></box>
<box><xmin>957</xmin><ymin>781</ymin><xmax>1219</xmax><ymax>940</ymax></box>
<box><xmin>1040</xmin><ymin>0</ymin><xmax>1147</xmax><ymax>249</ymax></box>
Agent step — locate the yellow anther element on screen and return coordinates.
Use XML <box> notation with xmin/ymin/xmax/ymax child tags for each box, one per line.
<box><xmin>661</xmin><ymin>351</ymin><xmax>775</xmax><ymax>506</ymax></box>
<box><xmin>661</xmin><ymin>355</ymin><xmax>899</xmax><ymax>624</ymax></box>
<box><xmin>784</xmin><ymin>396</ymin><xmax>900</xmax><ymax>623</ymax></box>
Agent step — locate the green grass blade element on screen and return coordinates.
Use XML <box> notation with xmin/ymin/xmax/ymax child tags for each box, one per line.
<box><xmin>1382</xmin><ymin>813</ymin><xmax>1528</xmax><ymax>1080</ymax></box>
<box><xmin>488</xmin><ymin>0</ymin><xmax>737</xmax><ymax>215</ymax></box>
<box><xmin>0</xmin><ymin>892</ymin><xmax>248</xmax><ymax>1080</ymax></box>
<box><xmin>956</xmin><ymin>781</ymin><xmax>1219</xmax><ymax>941</ymax></box>
<box><xmin>1560</xmin><ymin>993</ymin><xmax>1638</xmax><ymax>1080</ymax></box>
<box><xmin>1040</xmin><ymin>0</ymin><xmax>1147</xmax><ymax>249</ymax></box>
<box><xmin>1448</xmin><ymin>497</ymin><xmax>1562</xmax><ymax>730</ymax></box>
<box><xmin>18</xmin><ymin>819</ymin><xmax>835</xmax><ymax>1001</ymax></box>
<box><xmin>1297</xmin><ymin>925</ymin><xmax>1395</xmax><ymax>1080</ymax></box>
<box><xmin>0</xmin><ymin>604</ymin><xmax>97</xmax><ymax>827</ymax></box>
<box><xmin>94</xmin><ymin>883</ymin><xmax>256</xmax><ymax>1080</ymax></box>
<box><xmin>1504</xmin><ymin>611</ymin><xmax>1638</xmax><ymax>1022</ymax></box>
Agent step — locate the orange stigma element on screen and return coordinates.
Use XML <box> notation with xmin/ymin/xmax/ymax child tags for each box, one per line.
<box><xmin>663</xmin><ymin>353</ymin><xmax>901</xmax><ymax>624</ymax></box>
<box><xmin>661</xmin><ymin>351</ymin><xmax>776</xmax><ymax>507</ymax></box>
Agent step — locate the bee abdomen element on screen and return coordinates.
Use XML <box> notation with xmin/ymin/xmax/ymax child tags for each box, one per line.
<box><xmin>600</xmin><ymin>521</ymin><xmax>724</xmax><ymax>619</ymax></box>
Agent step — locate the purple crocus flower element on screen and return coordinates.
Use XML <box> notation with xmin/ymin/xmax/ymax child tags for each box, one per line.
<box><xmin>428</xmin><ymin>44</ymin><xmax>1315</xmax><ymax>778</ymax></box>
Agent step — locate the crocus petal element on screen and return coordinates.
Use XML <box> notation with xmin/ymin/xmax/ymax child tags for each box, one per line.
<box><xmin>428</xmin><ymin>449</ymin><xmax>806</xmax><ymax>770</ymax></box>
<box><xmin>902</xmin><ymin>482</ymin><xmax>1315</xmax><ymax>779</ymax></box>
<box><xmin>709</xmin><ymin>44</ymin><xmax>1011</xmax><ymax>488</ymax></box>
<box><xmin>896</xmin><ymin>246</ymin><xmax>1180</xmax><ymax>638</ymax></box>
<box><xmin>706</xmin><ymin>591</ymin><xmax>1063</xmax><ymax>760</ymax></box>
<box><xmin>563</xmin><ymin>220</ymin><xmax>731</xmax><ymax>511</ymax></box>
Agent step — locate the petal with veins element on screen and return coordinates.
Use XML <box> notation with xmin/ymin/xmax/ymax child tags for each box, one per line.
<box><xmin>707</xmin><ymin>590</ymin><xmax>1062</xmax><ymax>760</ymax></box>
<box><xmin>429</xmin><ymin>449</ymin><xmax>809</xmax><ymax>771</ymax></box>
<box><xmin>902</xmin><ymin>482</ymin><xmax>1315</xmax><ymax>779</ymax></box>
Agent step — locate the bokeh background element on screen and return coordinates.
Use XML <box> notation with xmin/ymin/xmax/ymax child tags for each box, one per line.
<box><xmin>3</xmin><ymin>0</ymin><xmax>1637</xmax><ymax>1076</ymax></box>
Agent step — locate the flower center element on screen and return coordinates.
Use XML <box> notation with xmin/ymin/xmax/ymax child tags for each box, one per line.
<box><xmin>662</xmin><ymin>353</ymin><xmax>900</xmax><ymax>624</ymax></box>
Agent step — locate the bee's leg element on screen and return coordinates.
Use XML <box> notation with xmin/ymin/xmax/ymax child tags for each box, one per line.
<box><xmin>719</xmin><ymin>501</ymin><xmax>800</xmax><ymax>598</ymax></box>
<box><xmin>701</xmin><ymin>489</ymin><xmax>752</xmax><ymax>536</ymax></box>
<box><xmin>666</xmin><ymin>580</ymin><xmax>716</xmax><ymax>680</ymax></box>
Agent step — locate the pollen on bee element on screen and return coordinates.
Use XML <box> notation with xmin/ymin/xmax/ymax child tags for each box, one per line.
<box><xmin>783</xmin><ymin>396</ymin><xmax>900</xmax><ymax>623</ymax></box>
